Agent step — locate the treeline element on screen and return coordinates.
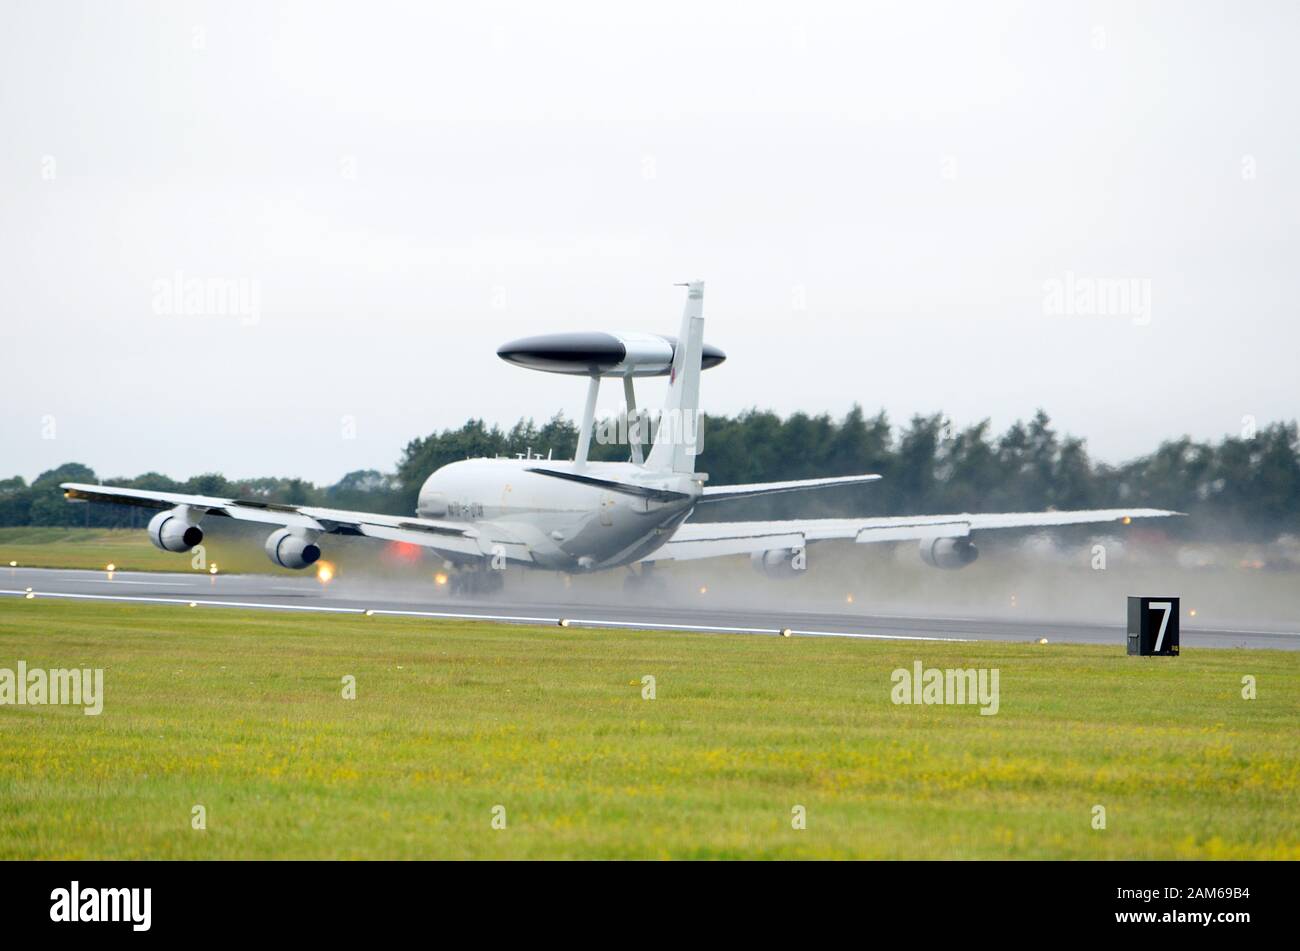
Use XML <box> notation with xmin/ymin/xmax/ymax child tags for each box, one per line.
<box><xmin>4</xmin><ymin>408</ymin><xmax>1298</xmax><ymax>541</ymax></box>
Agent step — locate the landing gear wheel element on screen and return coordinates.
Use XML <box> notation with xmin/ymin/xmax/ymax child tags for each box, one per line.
<box><xmin>449</xmin><ymin>568</ymin><xmax>506</xmax><ymax>598</ymax></box>
<box><xmin>623</xmin><ymin>569</ymin><xmax>667</xmax><ymax>600</ymax></box>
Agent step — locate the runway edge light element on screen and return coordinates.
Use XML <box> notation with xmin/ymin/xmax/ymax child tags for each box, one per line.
<box><xmin>1126</xmin><ymin>596</ymin><xmax>1180</xmax><ymax>656</ymax></box>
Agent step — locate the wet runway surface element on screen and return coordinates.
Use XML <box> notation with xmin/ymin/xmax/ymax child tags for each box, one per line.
<box><xmin>2</xmin><ymin>567</ymin><xmax>1297</xmax><ymax>650</ymax></box>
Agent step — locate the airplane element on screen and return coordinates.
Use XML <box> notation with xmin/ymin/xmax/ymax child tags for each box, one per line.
<box><xmin>62</xmin><ymin>281</ymin><xmax>1180</xmax><ymax>596</ymax></box>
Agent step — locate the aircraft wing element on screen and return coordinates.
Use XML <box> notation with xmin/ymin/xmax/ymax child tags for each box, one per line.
<box><xmin>60</xmin><ymin>483</ymin><xmax>533</xmax><ymax>564</ymax></box>
<box><xmin>642</xmin><ymin>508</ymin><xmax>1181</xmax><ymax>562</ymax></box>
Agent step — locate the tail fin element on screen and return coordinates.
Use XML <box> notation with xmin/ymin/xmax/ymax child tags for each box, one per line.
<box><xmin>645</xmin><ymin>280</ymin><xmax>705</xmax><ymax>474</ymax></box>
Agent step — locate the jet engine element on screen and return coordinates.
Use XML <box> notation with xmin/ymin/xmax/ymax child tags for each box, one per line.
<box><xmin>919</xmin><ymin>537</ymin><xmax>979</xmax><ymax>570</ymax></box>
<box><xmin>265</xmin><ymin>528</ymin><xmax>322</xmax><ymax>570</ymax></box>
<box><xmin>750</xmin><ymin>547</ymin><xmax>806</xmax><ymax>579</ymax></box>
<box><xmin>147</xmin><ymin>508</ymin><xmax>204</xmax><ymax>553</ymax></box>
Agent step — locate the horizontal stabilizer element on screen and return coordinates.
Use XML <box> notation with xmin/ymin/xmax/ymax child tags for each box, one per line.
<box><xmin>524</xmin><ymin>468</ymin><xmax>692</xmax><ymax>502</ymax></box>
<box><xmin>697</xmin><ymin>473</ymin><xmax>881</xmax><ymax>504</ymax></box>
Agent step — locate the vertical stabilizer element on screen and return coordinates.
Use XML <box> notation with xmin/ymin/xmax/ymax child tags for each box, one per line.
<box><xmin>645</xmin><ymin>280</ymin><xmax>705</xmax><ymax>473</ymax></box>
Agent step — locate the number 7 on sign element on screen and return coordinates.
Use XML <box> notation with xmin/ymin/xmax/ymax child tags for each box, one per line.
<box><xmin>1150</xmin><ymin>601</ymin><xmax>1173</xmax><ymax>652</ymax></box>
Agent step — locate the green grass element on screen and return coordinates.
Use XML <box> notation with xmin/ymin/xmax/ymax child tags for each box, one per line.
<box><xmin>0</xmin><ymin>599</ymin><xmax>1297</xmax><ymax>859</ymax></box>
<box><xmin>0</xmin><ymin>527</ymin><xmax>292</xmax><ymax>575</ymax></box>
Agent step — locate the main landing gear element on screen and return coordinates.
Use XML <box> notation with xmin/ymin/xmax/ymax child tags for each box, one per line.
<box><xmin>448</xmin><ymin>567</ymin><xmax>506</xmax><ymax>598</ymax></box>
<box><xmin>622</xmin><ymin>564</ymin><xmax>668</xmax><ymax>600</ymax></box>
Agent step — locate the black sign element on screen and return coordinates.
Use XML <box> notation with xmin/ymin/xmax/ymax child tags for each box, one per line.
<box><xmin>1127</xmin><ymin>596</ymin><xmax>1180</xmax><ymax>655</ymax></box>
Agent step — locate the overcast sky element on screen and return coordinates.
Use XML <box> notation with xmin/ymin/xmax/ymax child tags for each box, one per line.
<box><xmin>3</xmin><ymin>0</ymin><xmax>1297</xmax><ymax>484</ymax></box>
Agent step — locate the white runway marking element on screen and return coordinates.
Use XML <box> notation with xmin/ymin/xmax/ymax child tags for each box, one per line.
<box><xmin>0</xmin><ymin>588</ymin><xmax>968</xmax><ymax>642</ymax></box>
<box><xmin>7</xmin><ymin>569</ymin><xmax>206</xmax><ymax>581</ymax></box>
<box><xmin>362</xmin><ymin>607</ymin><xmax>968</xmax><ymax>641</ymax></box>
<box><xmin>1</xmin><ymin>589</ymin><xmax>363</xmax><ymax>614</ymax></box>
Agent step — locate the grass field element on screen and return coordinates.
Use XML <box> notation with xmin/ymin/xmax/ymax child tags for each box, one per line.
<box><xmin>1</xmin><ymin>599</ymin><xmax>1296</xmax><ymax>859</ymax></box>
<box><xmin>0</xmin><ymin>527</ymin><xmax>302</xmax><ymax>575</ymax></box>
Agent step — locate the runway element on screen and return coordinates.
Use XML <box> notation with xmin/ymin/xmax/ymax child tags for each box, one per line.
<box><xmin>2</xmin><ymin>567</ymin><xmax>1297</xmax><ymax>650</ymax></box>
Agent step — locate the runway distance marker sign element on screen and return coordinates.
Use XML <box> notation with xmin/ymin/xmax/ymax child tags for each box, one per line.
<box><xmin>1127</xmin><ymin>596</ymin><xmax>1180</xmax><ymax>656</ymax></box>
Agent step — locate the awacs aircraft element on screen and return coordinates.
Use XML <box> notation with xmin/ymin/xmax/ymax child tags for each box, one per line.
<box><xmin>63</xmin><ymin>281</ymin><xmax>1179</xmax><ymax>595</ymax></box>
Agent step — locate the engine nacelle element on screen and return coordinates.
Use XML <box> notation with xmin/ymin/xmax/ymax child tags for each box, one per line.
<box><xmin>265</xmin><ymin>528</ymin><xmax>322</xmax><ymax>570</ymax></box>
<box><xmin>147</xmin><ymin>508</ymin><xmax>204</xmax><ymax>553</ymax></box>
<box><xmin>750</xmin><ymin>547</ymin><xmax>806</xmax><ymax>579</ymax></box>
<box><xmin>919</xmin><ymin>537</ymin><xmax>979</xmax><ymax>570</ymax></box>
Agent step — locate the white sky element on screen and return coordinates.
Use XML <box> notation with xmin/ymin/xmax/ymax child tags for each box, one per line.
<box><xmin>2</xmin><ymin>0</ymin><xmax>1297</xmax><ymax>483</ymax></box>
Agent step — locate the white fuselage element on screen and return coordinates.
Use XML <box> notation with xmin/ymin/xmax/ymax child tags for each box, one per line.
<box><xmin>416</xmin><ymin>458</ymin><xmax>701</xmax><ymax>571</ymax></box>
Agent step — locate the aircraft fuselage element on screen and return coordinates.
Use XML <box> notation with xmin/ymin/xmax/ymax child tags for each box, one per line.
<box><xmin>417</xmin><ymin>459</ymin><xmax>700</xmax><ymax>571</ymax></box>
